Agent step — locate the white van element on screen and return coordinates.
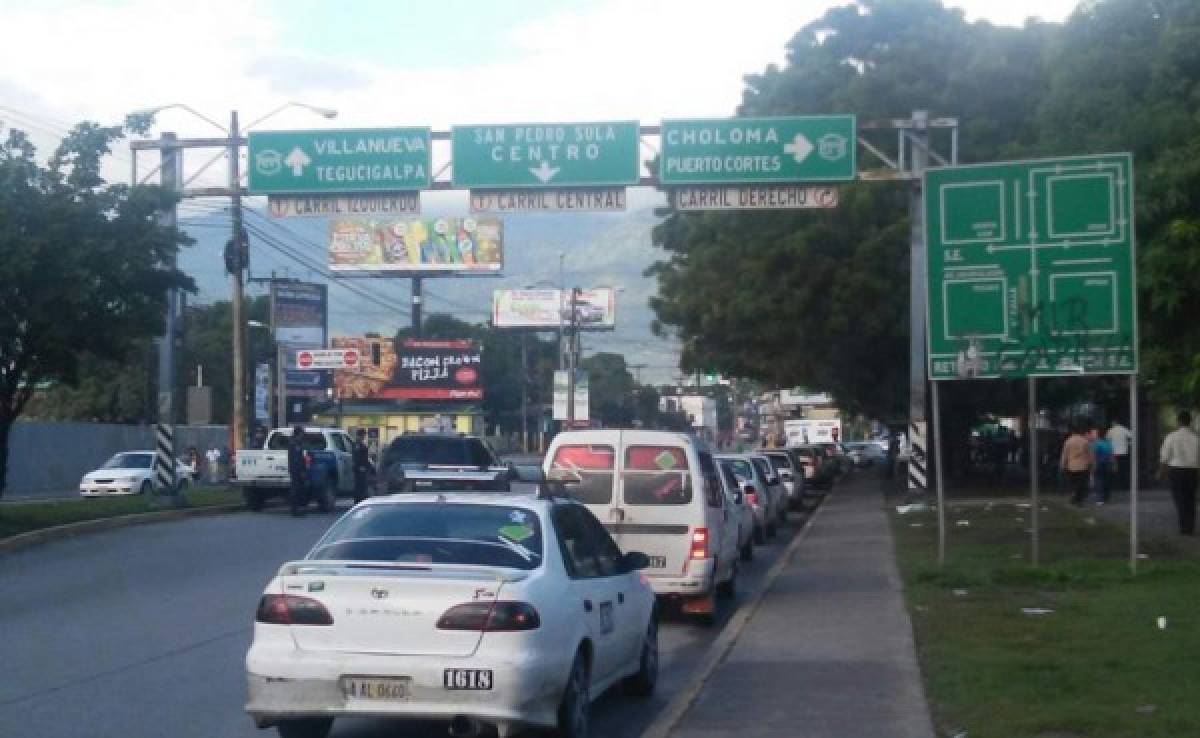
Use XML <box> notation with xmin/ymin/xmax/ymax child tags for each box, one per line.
<box><xmin>544</xmin><ymin>430</ymin><xmax>739</xmax><ymax>622</ymax></box>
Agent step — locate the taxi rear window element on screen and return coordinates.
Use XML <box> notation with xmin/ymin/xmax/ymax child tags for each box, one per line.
<box><xmin>623</xmin><ymin>446</ymin><xmax>692</xmax><ymax>505</ymax></box>
<box><xmin>549</xmin><ymin>445</ymin><xmax>615</xmax><ymax>504</ymax></box>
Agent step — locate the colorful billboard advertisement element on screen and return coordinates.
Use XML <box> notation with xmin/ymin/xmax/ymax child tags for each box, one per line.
<box><xmin>492</xmin><ymin>287</ymin><xmax>616</xmax><ymax>329</ymax></box>
<box><xmin>271</xmin><ymin>282</ymin><xmax>328</xmax><ymax>396</ymax></box>
<box><xmin>328</xmin><ymin>217</ymin><xmax>503</xmax><ymax>273</ymax></box>
<box><xmin>332</xmin><ymin>337</ymin><xmax>484</xmax><ymax>401</ymax></box>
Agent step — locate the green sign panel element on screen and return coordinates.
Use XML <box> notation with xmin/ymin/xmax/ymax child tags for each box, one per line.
<box><xmin>451</xmin><ymin>121</ymin><xmax>640</xmax><ymax>188</ymax></box>
<box><xmin>659</xmin><ymin>115</ymin><xmax>856</xmax><ymax>185</ymax></box>
<box><xmin>248</xmin><ymin>128</ymin><xmax>432</xmax><ymax>194</ymax></box>
<box><xmin>925</xmin><ymin>153</ymin><xmax>1137</xmax><ymax>380</ymax></box>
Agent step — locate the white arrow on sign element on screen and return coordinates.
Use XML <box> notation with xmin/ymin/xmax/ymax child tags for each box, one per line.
<box><xmin>284</xmin><ymin>147</ymin><xmax>312</xmax><ymax>176</ymax></box>
<box><xmin>530</xmin><ymin>161</ymin><xmax>561</xmax><ymax>183</ymax></box>
<box><xmin>783</xmin><ymin>133</ymin><xmax>814</xmax><ymax>164</ymax></box>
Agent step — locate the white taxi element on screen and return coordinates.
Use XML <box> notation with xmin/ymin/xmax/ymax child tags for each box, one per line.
<box><xmin>245</xmin><ymin>493</ymin><xmax>658</xmax><ymax>738</ymax></box>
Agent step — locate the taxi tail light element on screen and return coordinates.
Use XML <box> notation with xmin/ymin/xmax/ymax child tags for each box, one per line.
<box><xmin>743</xmin><ymin>486</ymin><xmax>758</xmax><ymax>506</ymax></box>
<box><xmin>690</xmin><ymin>527</ymin><xmax>709</xmax><ymax>560</ymax></box>
<box><xmin>256</xmin><ymin>594</ymin><xmax>333</xmax><ymax>626</ymax></box>
<box><xmin>437</xmin><ymin>601</ymin><xmax>541</xmax><ymax>631</ymax></box>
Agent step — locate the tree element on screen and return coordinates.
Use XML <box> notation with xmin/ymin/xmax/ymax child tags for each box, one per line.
<box><xmin>0</xmin><ymin>120</ymin><xmax>193</xmax><ymax>495</ymax></box>
<box><xmin>178</xmin><ymin>296</ymin><xmax>272</xmax><ymax>425</ymax></box>
<box><xmin>580</xmin><ymin>352</ymin><xmax>636</xmax><ymax>427</ymax></box>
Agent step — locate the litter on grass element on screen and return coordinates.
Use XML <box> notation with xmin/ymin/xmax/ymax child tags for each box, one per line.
<box><xmin>1157</xmin><ymin>616</ymin><xmax>1168</xmax><ymax>630</ymax></box>
<box><xmin>1021</xmin><ymin>607</ymin><xmax>1055</xmax><ymax>616</ymax></box>
<box><xmin>955</xmin><ymin>519</ymin><xmax>971</xmax><ymax>527</ymax></box>
<box><xmin>1136</xmin><ymin>705</ymin><xmax>1158</xmax><ymax>715</ymax></box>
<box><xmin>952</xmin><ymin>589</ymin><xmax>969</xmax><ymax>597</ymax></box>
<box><xmin>895</xmin><ymin>503</ymin><xmax>930</xmax><ymax>515</ymax></box>
<box><xmin>909</xmin><ymin>523</ymin><xmax>924</xmax><ymax>528</ymax></box>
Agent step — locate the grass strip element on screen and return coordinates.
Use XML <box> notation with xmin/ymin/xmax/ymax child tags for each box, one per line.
<box><xmin>0</xmin><ymin>486</ymin><xmax>241</xmax><ymax>539</ymax></box>
<box><xmin>892</xmin><ymin>498</ymin><xmax>1200</xmax><ymax>738</ymax></box>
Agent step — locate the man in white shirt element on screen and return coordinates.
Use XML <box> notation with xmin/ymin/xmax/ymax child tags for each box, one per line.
<box><xmin>1107</xmin><ymin>419</ymin><xmax>1133</xmax><ymax>489</ymax></box>
<box><xmin>1158</xmin><ymin>411</ymin><xmax>1199</xmax><ymax>536</ymax></box>
<box><xmin>205</xmin><ymin>446</ymin><xmax>221</xmax><ymax>485</ymax></box>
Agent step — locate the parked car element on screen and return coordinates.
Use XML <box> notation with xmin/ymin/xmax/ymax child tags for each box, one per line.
<box><xmin>545</xmin><ymin>430</ymin><xmax>739</xmax><ymax>623</ymax></box>
<box><xmin>232</xmin><ymin>427</ymin><xmax>356</xmax><ymax>512</ymax></box>
<box><xmin>80</xmin><ymin>451</ymin><xmax>194</xmax><ymax>497</ymax></box>
<box><xmin>763</xmin><ymin>449</ymin><xmax>806</xmax><ymax>509</ymax></box>
<box><xmin>378</xmin><ymin>433</ymin><xmax>512</xmax><ymax>493</ymax></box>
<box><xmin>747</xmin><ymin>453</ymin><xmax>789</xmax><ymax>529</ymax></box>
<box><xmin>814</xmin><ymin>443</ymin><xmax>849</xmax><ymax>478</ymax></box>
<box><xmin>718</xmin><ymin>460</ymin><xmax>757</xmax><ymax>562</ymax></box>
<box><xmin>715</xmin><ymin>454</ymin><xmax>777</xmax><ymax>542</ymax></box>
<box><xmin>245</xmin><ymin>492</ymin><xmax>658</xmax><ymax>738</ymax></box>
<box><xmin>790</xmin><ymin>445</ymin><xmax>836</xmax><ymax>490</ymax></box>
<box><xmin>843</xmin><ymin>441</ymin><xmax>886</xmax><ymax>468</ymax></box>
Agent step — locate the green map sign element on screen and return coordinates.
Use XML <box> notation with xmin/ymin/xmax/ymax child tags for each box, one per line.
<box><xmin>452</xmin><ymin>121</ymin><xmax>640</xmax><ymax>188</ymax></box>
<box><xmin>659</xmin><ymin>115</ymin><xmax>856</xmax><ymax>185</ymax></box>
<box><xmin>248</xmin><ymin>128</ymin><xmax>432</xmax><ymax>194</ymax></box>
<box><xmin>925</xmin><ymin>153</ymin><xmax>1137</xmax><ymax>380</ymax></box>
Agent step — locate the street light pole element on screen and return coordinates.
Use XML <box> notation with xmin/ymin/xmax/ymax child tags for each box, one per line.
<box><xmin>566</xmin><ymin>287</ymin><xmax>580</xmax><ymax>424</ymax></box>
<box><xmin>229</xmin><ymin>110</ymin><xmax>249</xmax><ymax>451</ymax></box>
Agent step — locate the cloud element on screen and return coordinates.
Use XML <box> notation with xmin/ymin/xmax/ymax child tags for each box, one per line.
<box><xmin>245</xmin><ymin>54</ymin><xmax>371</xmax><ymax>96</ymax></box>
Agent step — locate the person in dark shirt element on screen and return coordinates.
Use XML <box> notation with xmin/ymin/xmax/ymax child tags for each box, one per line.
<box><xmin>287</xmin><ymin>425</ymin><xmax>308</xmax><ymax>517</ymax></box>
<box><xmin>352</xmin><ymin>429</ymin><xmax>372</xmax><ymax>503</ymax></box>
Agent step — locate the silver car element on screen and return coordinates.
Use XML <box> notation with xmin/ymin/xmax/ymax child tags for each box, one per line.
<box><xmin>716</xmin><ymin>454</ymin><xmax>783</xmax><ymax>541</ymax></box>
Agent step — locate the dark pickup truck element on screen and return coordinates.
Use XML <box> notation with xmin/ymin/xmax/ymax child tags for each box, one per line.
<box><xmin>377</xmin><ymin>433</ymin><xmax>515</xmax><ymax>494</ymax></box>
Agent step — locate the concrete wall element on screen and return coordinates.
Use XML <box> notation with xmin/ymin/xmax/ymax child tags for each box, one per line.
<box><xmin>5</xmin><ymin>422</ymin><xmax>230</xmax><ymax>494</ymax></box>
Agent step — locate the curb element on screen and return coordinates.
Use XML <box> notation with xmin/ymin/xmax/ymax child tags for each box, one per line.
<box><xmin>640</xmin><ymin>496</ymin><xmax>828</xmax><ymax>738</ymax></box>
<box><xmin>0</xmin><ymin>503</ymin><xmax>244</xmax><ymax>555</ymax></box>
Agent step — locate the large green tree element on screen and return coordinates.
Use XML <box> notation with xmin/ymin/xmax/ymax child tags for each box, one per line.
<box><xmin>0</xmin><ymin>119</ymin><xmax>193</xmax><ymax>494</ymax></box>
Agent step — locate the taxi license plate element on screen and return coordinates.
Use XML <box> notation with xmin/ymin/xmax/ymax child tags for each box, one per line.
<box><xmin>444</xmin><ymin>669</ymin><xmax>493</xmax><ymax>690</ymax></box>
<box><xmin>340</xmin><ymin>676</ymin><xmax>410</xmax><ymax>700</ymax></box>
<box><xmin>646</xmin><ymin>556</ymin><xmax>667</xmax><ymax>568</ymax></box>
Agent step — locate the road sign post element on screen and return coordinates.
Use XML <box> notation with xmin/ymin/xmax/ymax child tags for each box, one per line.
<box><xmin>452</xmin><ymin>122</ymin><xmax>640</xmax><ymax>188</ymax></box>
<box><xmin>248</xmin><ymin>128</ymin><xmax>432</xmax><ymax>194</ymax></box>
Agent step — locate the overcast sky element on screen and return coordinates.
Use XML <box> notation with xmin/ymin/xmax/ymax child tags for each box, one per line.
<box><xmin>0</xmin><ymin>0</ymin><xmax>1080</xmax><ymax>383</ymax></box>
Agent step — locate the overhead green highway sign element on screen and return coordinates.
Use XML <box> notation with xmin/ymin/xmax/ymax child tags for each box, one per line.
<box><xmin>659</xmin><ymin>115</ymin><xmax>856</xmax><ymax>185</ymax></box>
<box><xmin>452</xmin><ymin>121</ymin><xmax>641</xmax><ymax>188</ymax></box>
<box><xmin>925</xmin><ymin>153</ymin><xmax>1137</xmax><ymax>380</ymax></box>
<box><xmin>248</xmin><ymin>128</ymin><xmax>432</xmax><ymax>194</ymax></box>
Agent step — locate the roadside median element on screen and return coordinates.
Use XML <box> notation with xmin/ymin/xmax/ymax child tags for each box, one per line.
<box><xmin>0</xmin><ymin>486</ymin><xmax>243</xmax><ymax>553</ymax></box>
<box><xmin>892</xmin><ymin>497</ymin><xmax>1200</xmax><ymax>738</ymax></box>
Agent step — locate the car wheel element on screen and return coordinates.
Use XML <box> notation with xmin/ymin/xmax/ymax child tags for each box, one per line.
<box><xmin>243</xmin><ymin>487</ymin><xmax>265</xmax><ymax>512</ymax></box>
<box><xmin>316</xmin><ymin>479</ymin><xmax>336</xmax><ymax>514</ymax></box>
<box><xmin>275</xmin><ymin>717</ymin><xmax>332</xmax><ymax>738</ymax></box>
<box><xmin>138</xmin><ymin>480</ymin><xmax>152</xmax><ymax>496</ymax></box>
<box><xmin>623</xmin><ymin>618</ymin><xmax>658</xmax><ymax>697</ymax></box>
<box><xmin>740</xmin><ymin>538</ymin><xmax>754</xmax><ymax>562</ymax></box>
<box><xmin>753</xmin><ymin>524</ymin><xmax>765</xmax><ymax>545</ymax></box>
<box><xmin>717</xmin><ymin>563</ymin><xmax>737</xmax><ymax>598</ymax></box>
<box><xmin>554</xmin><ymin>650</ymin><xmax>590</xmax><ymax>738</ymax></box>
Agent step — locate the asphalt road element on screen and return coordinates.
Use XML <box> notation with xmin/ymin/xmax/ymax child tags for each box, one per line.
<box><xmin>0</xmin><ymin>496</ymin><xmax>817</xmax><ymax>738</ymax></box>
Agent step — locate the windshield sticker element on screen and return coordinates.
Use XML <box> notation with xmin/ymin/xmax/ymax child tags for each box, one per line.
<box><xmin>498</xmin><ymin>523</ymin><xmax>534</xmax><ymax>543</ymax></box>
<box><xmin>508</xmin><ymin>510</ymin><xmax>528</xmax><ymax>524</ymax></box>
<box><xmin>654</xmin><ymin>450</ymin><xmax>678</xmax><ymax>470</ymax></box>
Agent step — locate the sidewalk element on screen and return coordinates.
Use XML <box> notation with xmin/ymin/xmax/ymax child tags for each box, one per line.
<box><xmin>668</xmin><ymin>474</ymin><xmax>935</xmax><ymax>738</ymax></box>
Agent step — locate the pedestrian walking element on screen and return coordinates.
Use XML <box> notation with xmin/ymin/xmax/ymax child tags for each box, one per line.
<box><xmin>287</xmin><ymin>425</ymin><xmax>308</xmax><ymax>518</ymax></box>
<box><xmin>1059</xmin><ymin>423</ymin><xmax>1094</xmax><ymax>506</ymax></box>
<box><xmin>1107</xmin><ymin>418</ymin><xmax>1132</xmax><ymax>489</ymax></box>
<box><xmin>1158</xmin><ymin>410</ymin><xmax>1199</xmax><ymax>536</ymax></box>
<box><xmin>352</xmin><ymin>429</ymin><xmax>372</xmax><ymax>504</ymax></box>
<box><xmin>1089</xmin><ymin>425</ymin><xmax>1114</xmax><ymax>505</ymax></box>
<box><xmin>205</xmin><ymin>445</ymin><xmax>221</xmax><ymax>484</ymax></box>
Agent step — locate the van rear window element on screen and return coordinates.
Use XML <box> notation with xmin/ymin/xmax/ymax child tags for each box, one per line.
<box><xmin>549</xmin><ymin>445</ymin><xmax>614</xmax><ymax>504</ymax></box>
<box><xmin>623</xmin><ymin>446</ymin><xmax>692</xmax><ymax>505</ymax></box>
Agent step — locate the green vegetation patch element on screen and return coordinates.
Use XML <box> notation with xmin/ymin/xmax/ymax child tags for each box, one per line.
<box><xmin>0</xmin><ymin>486</ymin><xmax>241</xmax><ymax>540</ymax></box>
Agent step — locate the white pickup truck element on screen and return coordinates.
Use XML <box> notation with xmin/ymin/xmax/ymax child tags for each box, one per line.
<box><xmin>232</xmin><ymin>427</ymin><xmax>356</xmax><ymax>512</ymax></box>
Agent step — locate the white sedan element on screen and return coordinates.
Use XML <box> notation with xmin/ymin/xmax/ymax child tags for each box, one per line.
<box><xmin>245</xmin><ymin>492</ymin><xmax>658</xmax><ymax>738</ymax></box>
<box><xmin>79</xmin><ymin>451</ymin><xmax>194</xmax><ymax>497</ymax></box>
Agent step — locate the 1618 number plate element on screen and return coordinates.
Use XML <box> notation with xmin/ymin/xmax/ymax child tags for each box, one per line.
<box><xmin>444</xmin><ymin>669</ymin><xmax>493</xmax><ymax>690</ymax></box>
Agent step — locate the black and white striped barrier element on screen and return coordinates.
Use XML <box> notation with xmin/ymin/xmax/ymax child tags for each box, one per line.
<box><xmin>154</xmin><ymin>423</ymin><xmax>176</xmax><ymax>492</ymax></box>
<box><xmin>908</xmin><ymin>421</ymin><xmax>928</xmax><ymax>492</ymax></box>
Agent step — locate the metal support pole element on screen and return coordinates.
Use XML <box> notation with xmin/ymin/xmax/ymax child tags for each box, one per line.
<box><xmin>411</xmin><ymin>277</ymin><xmax>423</xmax><ymax>338</ymax></box>
<box><xmin>229</xmin><ymin>110</ymin><xmax>248</xmax><ymax>450</ymax></box>
<box><xmin>566</xmin><ymin>288</ymin><xmax>579</xmax><ymax>424</ymax></box>
<box><xmin>276</xmin><ymin>343</ymin><xmax>286</xmax><ymax>429</ymax></box>
<box><xmin>908</xmin><ymin>110</ymin><xmax>931</xmax><ymax>495</ymax></box>
<box><xmin>520</xmin><ymin>333</ymin><xmax>529</xmax><ymax>452</ymax></box>
<box><xmin>1030</xmin><ymin>376</ymin><xmax>1040</xmax><ymax>566</ymax></box>
<box><xmin>1130</xmin><ymin>374</ymin><xmax>1139</xmax><ymax>573</ymax></box>
<box><xmin>931</xmin><ymin>380</ymin><xmax>946</xmax><ymax>567</ymax></box>
<box><xmin>153</xmin><ymin>132</ymin><xmax>181</xmax><ymax>499</ymax></box>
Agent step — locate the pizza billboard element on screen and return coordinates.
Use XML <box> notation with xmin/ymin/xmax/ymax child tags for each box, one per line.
<box><xmin>492</xmin><ymin>287</ymin><xmax>616</xmax><ymax>329</ymax></box>
<box><xmin>329</xmin><ymin>217</ymin><xmax>503</xmax><ymax>273</ymax></box>
<box><xmin>332</xmin><ymin>337</ymin><xmax>483</xmax><ymax>400</ymax></box>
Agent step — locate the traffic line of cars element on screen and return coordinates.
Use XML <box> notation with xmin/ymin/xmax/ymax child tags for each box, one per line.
<box><xmin>243</xmin><ymin>430</ymin><xmax>832</xmax><ymax>738</ymax></box>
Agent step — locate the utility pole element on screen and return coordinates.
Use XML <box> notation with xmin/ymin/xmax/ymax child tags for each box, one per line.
<box><xmin>520</xmin><ymin>333</ymin><xmax>529</xmax><ymax>452</ymax></box>
<box><xmin>229</xmin><ymin>110</ymin><xmax>249</xmax><ymax>451</ymax></box>
<box><xmin>151</xmin><ymin>132</ymin><xmax>182</xmax><ymax>505</ymax></box>
<box><xmin>566</xmin><ymin>287</ymin><xmax>580</xmax><ymax>424</ymax></box>
<box><xmin>907</xmin><ymin>110</ymin><xmax>930</xmax><ymax>495</ymax></box>
<box><xmin>411</xmin><ymin>277</ymin><xmax>423</xmax><ymax>338</ymax></box>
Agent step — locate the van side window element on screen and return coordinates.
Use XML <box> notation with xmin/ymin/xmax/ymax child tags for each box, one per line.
<box><xmin>699</xmin><ymin>452</ymin><xmax>723</xmax><ymax>508</ymax></box>
<box><xmin>623</xmin><ymin>446</ymin><xmax>692</xmax><ymax>505</ymax></box>
<box><xmin>548</xmin><ymin>445</ymin><xmax>614</xmax><ymax>504</ymax></box>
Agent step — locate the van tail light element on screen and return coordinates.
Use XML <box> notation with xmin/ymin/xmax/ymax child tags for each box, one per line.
<box><xmin>437</xmin><ymin>602</ymin><xmax>541</xmax><ymax>632</ymax></box>
<box><xmin>743</xmin><ymin>485</ymin><xmax>759</xmax><ymax>506</ymax></box>
<box><xmin>256</xmin><ymin>594</ymin><xmax>333</xmax><ymax>626</ymax></box>
<box><xmin>690</xmin><ymin>527</ymin><xmax>709</xmax><ymax>560</ymax></box>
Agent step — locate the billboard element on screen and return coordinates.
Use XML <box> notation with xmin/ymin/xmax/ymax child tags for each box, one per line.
<box><xmin>784</xmin><ymin>418</ymin><xmax>842</xmax><ymax>445</ymax></box>
<box><xmin>492</xmin><ymin>288</ymin><xmax>616</xmax><ymax>329</ymax></box>
<box><xmin>271</xmin><ymin>282</ymin><xmax>328</xmax><ymax>396</ymax></box>
<box><xmin>333</xmin><ymin>337</ymin><xmax>483</xmax><ymax>401</ymax></box>
<box><xmin>329</xmin><ymin>217</ymin><xmax>503</xmax><ymax>273</ymax></box>
<box><xmin>552</xmin><ymin>370</ymin><xmax>589</xmax><ymax>421</ymax></box>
